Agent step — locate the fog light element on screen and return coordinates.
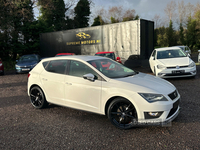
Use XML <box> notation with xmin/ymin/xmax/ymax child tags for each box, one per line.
<box><xmin>144</xmin><ymin>111</ymin><xmax>163</xmax><ymax>119</ymax></box>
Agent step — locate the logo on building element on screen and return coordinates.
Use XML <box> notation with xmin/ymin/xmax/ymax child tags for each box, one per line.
<box><xmin>76</xmin><ymin>32</ymin><xmax>91</xmax><ymax>40</ymax></box>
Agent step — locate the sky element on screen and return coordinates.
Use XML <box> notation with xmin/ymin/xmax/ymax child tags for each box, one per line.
<box><xmin>90</xmin><ymin>0</ymin><xmax>200</xmax><ymax>21</ymax></box>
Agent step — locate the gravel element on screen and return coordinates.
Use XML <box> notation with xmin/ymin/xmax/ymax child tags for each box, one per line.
<box><xmin>0</xmin><ymin>67</ymin><xmax>200</xmax><ymax>150</ymax></box>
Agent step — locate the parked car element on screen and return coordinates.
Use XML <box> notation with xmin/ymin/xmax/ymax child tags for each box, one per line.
<box><xmin>55</xmin><ymin>53</ymin><xmax>75</xmax><ymax>57</ymax></box>
<box><xmin>149</xmin><ymin>47</ymin><xmax>196</xmax><ymax>78</ymax></box>
<box><xmin>0</xmin><ymin>58</ymin><xmax>4</xmax><ymax>75</ymax></box>
<box><xmin>28</xmin><ymin>55</ymin><xmax>180</xmax><ymax>129</ymax></box>
<box><xmin>15</xmin><ymin>54</ymin><xmax>40</xmax><ymax>74</ymax></box>
<box><xmin>172</xmin><ymin>46</ymin><xmax>191</xmax><ymax>56</ymax></box>
<box><xmin>198</xmin><ymin>50</ymin><xmax>200</xmax><ymax>63</ymax></box>
<box><xmin>95</xmin><ymin>52</ymin><xmax>122</xmax><ymax>63</ymax></box>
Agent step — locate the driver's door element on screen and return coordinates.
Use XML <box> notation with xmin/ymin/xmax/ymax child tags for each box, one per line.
<box><xmin>64</xmin><ymin>60</ymin><xmax>102</xmax><ymax>113</ymax></box>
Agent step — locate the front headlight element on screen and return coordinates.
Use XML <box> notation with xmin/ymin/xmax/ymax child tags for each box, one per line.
<box><xmin>15</xmin><ymin>64</ymin><xmax>20</xmax><ymax>68</ymax></box>
<box><xmin>188</xmin><ymin>62</ymin><xmax>195</xmax><ymax>68</ymax></box>
<box><xmin>139</xmin><ymin>93</ymin><xmax>168</xmax><ymax>103</ymax></box>
<box><xmin>157</xmin><ymin>64</ymin><xmax>166</xmax><ymax>69</ymax></box>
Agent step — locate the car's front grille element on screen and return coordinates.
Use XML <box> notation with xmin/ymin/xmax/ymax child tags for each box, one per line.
<box><xmin>20</xmin><ymin>66</ymin><xmax>31</xmax><ymax>69</ymax></box>
<box><xmin>168</xmin><ymin>90</ymin><xmax>178</xmax><ymax>100</ymax></box>
<box><xmin>167</xmin><ymin>99</ymin><xmax>180</xmax><ymax>118</ymax></box>
<box><xmin>167</xmin><ymin>65</ymin><xmax>188</xmax><ymax>69</ymax></box>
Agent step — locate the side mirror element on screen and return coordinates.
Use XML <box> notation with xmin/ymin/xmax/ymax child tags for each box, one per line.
<box><xmin>83</xmin><ymin>73</ymin><xmax>95</xmax><ymax>81</ymax></box>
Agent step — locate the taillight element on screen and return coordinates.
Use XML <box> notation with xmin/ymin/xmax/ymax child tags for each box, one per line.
<box><xmin>28</xmin><ymin>73</ymin><xmax>30</xmax><ymax>78</ymax></box>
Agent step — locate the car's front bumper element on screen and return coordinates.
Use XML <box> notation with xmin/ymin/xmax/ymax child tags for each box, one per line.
<box><xmin>156</xmin><ymin>66</ymin><xmax>196</xmax><ymax>78</ymax></box>
<box><xmin>16</xmin><ymin>67</ymin><xmax>33</xmax><ymax>73</ymax></box>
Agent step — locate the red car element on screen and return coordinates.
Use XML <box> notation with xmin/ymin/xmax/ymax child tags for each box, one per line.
<box><xmin>95</xmin><ymin>52</ymin><xmax>122</xmax><ymax>63</ymax></box>
<box><xmin>55</xmin><ymin>53</ymin><xmax>75</xmax><ymax>57</ymax></box>
<box><xmin>0</xmin><ymin>59</ymin><xmax>4</xmax><ymax>75</ymax></box>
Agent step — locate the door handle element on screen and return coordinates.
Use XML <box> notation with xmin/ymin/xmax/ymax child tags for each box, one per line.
<box><xmin>66</xmin><ymin>82</ymin><xmax>72</xmax><ymax>85</ymax></box>
<box><xmin>42</xmin><ymin>78</ymin><xmax>47</xmax><ymax>81</ymax></box>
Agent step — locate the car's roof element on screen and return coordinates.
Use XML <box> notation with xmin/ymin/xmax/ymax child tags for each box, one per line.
<box><xmin>155</xmin><ymin>47</ymin><xmax>181</xmax><ymax>51</ymax></box>
<box><xmin>172</xmin><ymin>45</ymin><xmax>188</xmax><ymax>48</ymax></box>
<box><xmin>95</xmin><ymin>51</ymin><xmax>114</xmax><ymax>54</ymax></box>
<box><xmin>56</xmin><ymin>53</ymin><xmax>75</xmax><ymax>55</ymax></box>
<box><xmin>41</xmin><ymin>55</ymin><xmax>108</xmax><ymax>62</ymax></box>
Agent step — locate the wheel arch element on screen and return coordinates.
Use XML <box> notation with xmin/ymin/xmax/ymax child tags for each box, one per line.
<box><xmin>104</xmin><ymin>96</ymin><xmax>133</xmax><ymax>116</ymax></box>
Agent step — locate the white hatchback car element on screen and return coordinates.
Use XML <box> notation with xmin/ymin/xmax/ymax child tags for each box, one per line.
<box><xmin>28</xmin><ymin>55</ymin><xmax>180</xmax><ymax>129</ymax></box>
<box><xmin>149</xmin><ymin>47</ymin><xmax>196</xmax><ymax>78</ymax></box>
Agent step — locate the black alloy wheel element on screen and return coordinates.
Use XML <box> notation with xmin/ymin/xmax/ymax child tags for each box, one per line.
<box><xmin>108</xmin><ymin>98</ymin><xmax>137</xmax><ymax>129</ymax></box>
<box><xmin>30</xmin><ymin>86</ymin><xmax>48</xmax><ymax>109</ymax></box>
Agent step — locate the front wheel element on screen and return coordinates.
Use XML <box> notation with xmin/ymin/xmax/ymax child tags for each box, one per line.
<box><xmin>107</xmin><ymin>98</ymin><xmax>137</xmax><ymax>129</ymax></box>
<box><xmin>29</xmin><ymin>86</ymin><xmax>48</xmax><ymax>109</ymax></box>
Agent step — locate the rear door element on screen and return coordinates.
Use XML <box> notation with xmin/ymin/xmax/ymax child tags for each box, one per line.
<box><xmin>40</xmin><ymin>59</ymin><xmax>68</xmax><ymax>105</ymax></box>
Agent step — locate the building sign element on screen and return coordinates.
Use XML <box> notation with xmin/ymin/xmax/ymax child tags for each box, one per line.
<box><xmin>64</xmin><ymin>29</ymin><xmax>101</xmax><ymax>46</ymax></box>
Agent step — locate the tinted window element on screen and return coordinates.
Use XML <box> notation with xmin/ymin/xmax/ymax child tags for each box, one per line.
<box><xmin>151</xmin><ymin>50</ymin><xmax>156</xmax><ymax>57</ymax></box>
<box><xmin>42</xmin><ymin>61</ymin><xmax>49</xmax><ymax>68</ymax></box>
<box><xmin>69</xmin><ymin>60</ymin><xmax>101</xmax><ymax>80</ymax></box>
<box><xmin>45</xmin><ymin>60</ymin><xmax>68</xmax><ymax>74</ymax></box>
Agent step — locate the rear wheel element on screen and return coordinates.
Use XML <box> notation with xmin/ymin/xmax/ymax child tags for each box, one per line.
<box><xmin>107</xmin><ymin>98</ymin><xmax>137</xmax><ymax>129</ymax></box>
<box><xmin>29</xmin><ymin>86</ymin><xmax>48</xmax><ymax>109</ymax></box>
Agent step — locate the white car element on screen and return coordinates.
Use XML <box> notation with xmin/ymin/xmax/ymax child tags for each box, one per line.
<box><xmin>149</xmin><ymin>47</ymin><xmax>196</xmax><ymax>78</ymax></box>
<box><xmin>28</xmin><ymin>55</ymin><xmax>180</xmax><ymax>129</ymax></box>
<box><xmin>198</xmin><ymin>50</ymin><xmax>200</xmax><ymax>63</ymax></box>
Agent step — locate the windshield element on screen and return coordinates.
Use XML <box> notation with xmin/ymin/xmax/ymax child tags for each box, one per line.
<box><xmin>95</xmin><ymin>53</ymin><xmax>115</xmax><ymax>60</ymax></box>
<box><xmin>87</xmin><ymin>59</ymin><xmax>136</xmax><ymax>78</ymax></box>
<box><xmin>157</xmin><ymin>49</ymin><xmax>187</xmax><ymax>59</ymax></box>
<box><xmin>19</xmin><ymin>55</ymin><xmax>38</xmax><ymax>62</ymax></box>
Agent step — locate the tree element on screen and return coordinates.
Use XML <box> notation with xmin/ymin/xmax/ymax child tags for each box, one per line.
<box><xmin>179</xmin><ymin>23</ymin><xmax>185</xmax><ymax>45</ymax></box>
<box><xmin>38</xmin><ymin>0</ymin><xmax>66</xmax><ymax>31</ymax></box>
<box><xmin>185</xmin><ymin>17</ymin><xmax>198</xmax><ymax>50</ymax></box>
<box><xmin>166</xmin><ymin>20</ymin><xmax>176</xmax><ymax>46</ymax></box>
<box><xmin>164</xmin><ymin>1</ymin><xmax>177</xmax><ymax>22</ymax></box>
<box><xmin>74</xmin><ymin>0</ymin><xmax>91</xmax><ymax>28</ymax></box>
<box><xmin>91</xmin><ymin>15</ymin><xmax>104</xmax><ymax>26</ymax></box>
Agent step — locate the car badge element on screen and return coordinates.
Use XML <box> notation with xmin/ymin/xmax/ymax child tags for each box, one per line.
<box><xmin>176</xmin><ymin>65</ymin><xmax>180</xmax><ymax>69</ymax></box>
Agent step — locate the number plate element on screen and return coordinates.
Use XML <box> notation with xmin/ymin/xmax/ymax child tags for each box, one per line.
<box><xmin>172</xmin><ymin>70</ymin><xmax>185</xmax><ymax>74</ymax></box>
<box><xmin>22</xmin><ymin>68</ymin><xmax>30</xmax><ymax>71</ymax></box>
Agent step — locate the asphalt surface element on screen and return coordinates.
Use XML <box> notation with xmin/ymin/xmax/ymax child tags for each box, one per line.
<box><xmin>0</xmin><ymin>66</ymin><xmax>200</xmax><ymax>150</ymax></box>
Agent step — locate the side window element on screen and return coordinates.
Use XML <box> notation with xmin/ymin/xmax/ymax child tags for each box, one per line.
<box><xmin>68</xmin><ymin>60</ymin><xmax>101</xmax><ymax>80</ymax></box>
<box><xmin>45</xmin><ymin>60</ymin><xmax>68</xmax><ymax>74</ymax></box>
<box><xmin>42</xmin><ymin>61</ymin><xmax>49</xmax><ymax>68</ymax></box>
<box><xmin>152</xmin><ymin>50</ymin><xmax>156</xmax><ymax>58</ymax></box>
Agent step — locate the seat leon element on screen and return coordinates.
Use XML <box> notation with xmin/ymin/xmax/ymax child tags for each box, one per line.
<box><xmin>28</xmin><ymin>55</ymin><xmax>180</xmax><ymax>129</ymax></box>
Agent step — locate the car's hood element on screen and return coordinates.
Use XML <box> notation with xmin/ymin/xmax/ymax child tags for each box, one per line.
<box><xmin>114</xmin><ymin>72</ymin><xmax>175</xmax><ymax>94</ymax></box>
<box><xmin>17</xmin><ymin>60</ymin><xmax>38</xmax><ymax>66</ymax></box>
<box><xmin>157</xmin><ymin>57</ymin><xmax>191</xmax><ymax>66</ymax></box>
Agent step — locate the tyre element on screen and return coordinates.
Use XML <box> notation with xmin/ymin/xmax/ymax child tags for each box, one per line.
<box><xmin>29</xmin><ymin>86</ymin><xmax>48</xmax><ymax>109</ymax></box>
<box><xmin>107</xmin><ymin>98</ymin><xmax>137</xmax><ymax>129</ymax></box>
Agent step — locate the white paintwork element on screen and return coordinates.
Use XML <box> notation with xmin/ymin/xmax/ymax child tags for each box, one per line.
<box><xmin>28</xmin><ymin>55</ymin><xmax>180</xmax><ymax>125</ymax></box>
<box><xmin>149</xmin><ymin>47</ymin><xmax>196</xmax><ymax>78</ymax></box>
